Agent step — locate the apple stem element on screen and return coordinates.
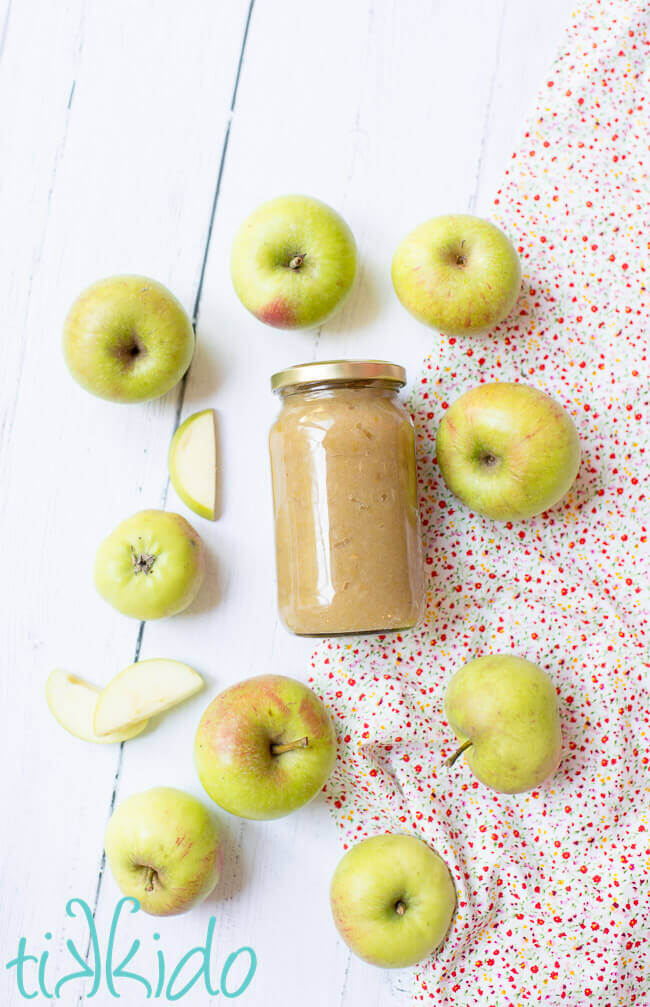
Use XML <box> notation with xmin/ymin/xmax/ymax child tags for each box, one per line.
<box><xmin>395</xmin><ymin>901</ymin><xmax>406</xmax><ymax>916</ymax></box>
<box><xmin>271</xmin><ymin>736</ymin><xmax>309</xmax><ymax>756</ymax></box>
<box><xmin>144</xmin><ymin>867</ymin><xmax>156</xmax><ymax>893</ymax></box>
<box><xmin>445</xmin><ymin>739</ymin><xmax>473</xmax><ymax>768</ymax></box>
<box><xmin>289</xmin><ymin>255</ymin><xmax>304</xmax><ymax>270</ymax></box>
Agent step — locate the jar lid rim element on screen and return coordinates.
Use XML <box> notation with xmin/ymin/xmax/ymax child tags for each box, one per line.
<box><xmin>271</xmin><ymin>359</ymin><xmax>406</xmax><ymax>391</ymax></box>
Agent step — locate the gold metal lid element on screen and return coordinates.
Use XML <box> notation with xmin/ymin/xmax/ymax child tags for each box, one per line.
<box><xmin>271</xmin><ymin>359</ymin><xmax>406</xmax><ymax>392</ymax></box>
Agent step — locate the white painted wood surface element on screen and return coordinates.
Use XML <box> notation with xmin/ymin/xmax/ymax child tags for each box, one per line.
<box><xmin>0</xmin><ymin>1</ymin><xmax>573</xmax><ymax>1003</ymax></box>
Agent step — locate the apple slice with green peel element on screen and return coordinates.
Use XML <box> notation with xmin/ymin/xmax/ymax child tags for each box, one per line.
<box><xmin>94</xmin><ymin>658</ymin><xmax>203</xmax><ymax>737</ymax></box>
<box><xmin>46</xmin><ymin>669</ymin><xmax>148</xmax><ymax>743</ymax></box>
<box><xmin>168</xmin><ymin>410</ymin><xmax>217</xmax><ymax>520</ymax></box>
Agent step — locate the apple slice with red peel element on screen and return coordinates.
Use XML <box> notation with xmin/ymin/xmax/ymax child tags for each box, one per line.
<box><xmin>94</xmin><ymin>658</ymin><xmax>203</xmax><ymax>737</ymax></box>
<box><xmin>168</xmin><ymin>409</ymin><xmax>217</xmax><ymax>520</ymax></box>
<box><xmin>46</xmin><ymin>669</ymin><xmax>148</xmax><ymax>743</ymax></box>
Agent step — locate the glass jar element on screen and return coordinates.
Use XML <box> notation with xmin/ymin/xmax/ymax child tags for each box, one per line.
<box><xmin>269</xmin><ymin>360</ymin><xmax>424</xmax><ymax>635</ymax></box>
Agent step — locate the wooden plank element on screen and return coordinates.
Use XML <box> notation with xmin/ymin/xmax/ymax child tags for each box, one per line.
<box><xmin>0</xmin><ymin>1</ymin><xmax>252</xmax><ymax>1001</ymax></box>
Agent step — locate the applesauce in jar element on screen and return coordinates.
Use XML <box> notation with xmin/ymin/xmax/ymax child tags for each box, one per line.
<box><xmin>269</xmin><ymin>360</ymin><xmax>424</xmax><ymax>635</ymax></box>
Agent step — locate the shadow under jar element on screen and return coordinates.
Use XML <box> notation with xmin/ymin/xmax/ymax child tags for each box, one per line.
<box><xmin>269</xmin><ymin>360</ymin><xmax>424</xmax><ymax>636</ymax></box>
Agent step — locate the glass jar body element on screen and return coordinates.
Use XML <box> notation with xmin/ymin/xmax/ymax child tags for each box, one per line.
<box><xmin>269</xmin><ymin>380</ymin><xmax>424</xmax><ymax>635</ymax></box>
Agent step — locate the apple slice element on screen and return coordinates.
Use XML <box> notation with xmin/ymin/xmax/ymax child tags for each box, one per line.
<box><xmin>168</xmin><ymin>409</ymin><xmax>217</xmax><ymax>520</ymax></box>
<box><xmin>94</xmin><ymin>658</ymin><xmax>203</xmax><ymax>737</ymax></box>
<box><xmin>46</xmin><ymin>669</ymin><xmax>148</xmax><ymax>744</ymax></box>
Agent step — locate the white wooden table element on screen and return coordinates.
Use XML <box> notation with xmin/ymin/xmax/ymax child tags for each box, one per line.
<box><xmin>0</xmin><ymin>1</ymin><xmax>574</xmax><ymax>1003</ymax></box>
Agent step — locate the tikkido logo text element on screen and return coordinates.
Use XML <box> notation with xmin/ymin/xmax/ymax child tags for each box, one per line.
<box><xmin>5</xmin><ymin>897</ymin><xmax>257</xmax><ymax>1001</ymax></box>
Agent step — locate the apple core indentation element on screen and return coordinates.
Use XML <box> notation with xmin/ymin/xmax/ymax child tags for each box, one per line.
<box><xmin>446</xmin><ymin>240</ymin><xmax>468</xmax><ymax>268</ymax></box>
<box><xmin>114</xmin><ymin>330</ymin><xmax>146</xmax><ymax>368</ymax></box>
<box><xmin>131</xmin><ymin>547</ymin><xmax>156</xmax><ymax>576</ymax></box>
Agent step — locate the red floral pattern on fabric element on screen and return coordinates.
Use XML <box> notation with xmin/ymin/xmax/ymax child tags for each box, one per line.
<box><xmin>309</xmin><ymin>1</ymin><xmax>649</xmax><ymax>1002</ymax></box>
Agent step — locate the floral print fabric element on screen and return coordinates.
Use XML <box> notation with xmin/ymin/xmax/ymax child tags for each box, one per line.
<box><xmin>308</xmin><ymin>1</ymin><xmax>650</xmax><ymax>1002</ymax></box>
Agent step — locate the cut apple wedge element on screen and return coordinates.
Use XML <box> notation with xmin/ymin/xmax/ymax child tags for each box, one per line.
<box><xmin>168</xmin><ymin>409</ymin><xmax>217</xmax><ymax>520</ymax></box>
<box><xmin>46</xmin><ymin>669</ymin><xmax>148</xmax><ymax>744</ymax></box>
<box><xmin>94</xmin><ymin>658</ymin><xmax>203</xmax><ymax>737</ymax></box>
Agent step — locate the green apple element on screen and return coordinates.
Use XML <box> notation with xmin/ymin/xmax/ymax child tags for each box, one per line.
<box><xmin>63</xmin><ymin>275</ymin><xmax>194</xmax><ymax>403</ymax></box>
<box><xmin>104</xmin><ymin>787</ymin><xmax>222</xmax><ymax>916</ymax></box>
<box><xmin>230</xmin><ymin>195</ymin><xmax>357</xmax><ymax>329</ymax></box>
<box><xmin>444</xmin><ymin>654</ymin><xmax>562</xmax><ymax>794</ymax></box>
<box><xmin>436</xmin><ymin>382</ymin><xmax>581</xmax><ymax>520</ymax></box>
<box><xmin>330</xmin><ymin>834</ymin><xmax>456</xmax><ymax>968</ymax></box>
<box><xmin>195</xmin><ymin>674</ymin><xmax>336</xmax><ymax>819</ymax></box>
<box><xmin>94</xmin><ymin>658</ymin><xmax>203</xmax><ymax>736</ymax></box>
<box><xmin>94</xmin><ymin>509</ymin><xmax>205</xmax><ymax>620</ymax></box>
<box><xmin>392</xmin><ymin>214</ymin><xmax>521</xmax><ymax>335</ymax></box>
<box><xmin>168</xmin><ymin>409</ymin><xmax>217</xmax><ymax>520</ymax></box>
<box><xmin>46</xmin><ymin>668</ymin><xmax>148</xmax><ymax>743</ymax></box>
